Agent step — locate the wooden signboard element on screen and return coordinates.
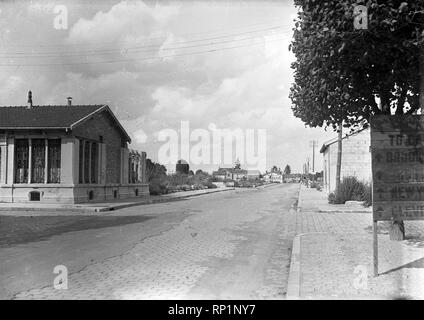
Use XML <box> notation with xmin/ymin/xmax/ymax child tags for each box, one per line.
<box><xmin>370</xmin><ymin>114</ymin><xmax>424</xmax><ymax>276</ymax></box>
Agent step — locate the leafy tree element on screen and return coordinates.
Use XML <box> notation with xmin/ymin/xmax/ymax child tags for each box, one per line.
<box><xmin>176</xmin><ymin>159</ymin><xmax>189</xmax><ymax>174</ymax></box>
<box><xmin>290</xmin><ymin>0</ymin><xmax>424</xmax><ymax>240</ymax></box>
<box><xmin>234</xmin><ymin>158</ymin><xmax>241</xmax><ymax>170</ymax></box>
<box><xmin>271</xmin><ymin>165</ymin><xmax>279</xmax><ymax>173</ymax></box>
<box><xmin>145</xmin><ymin>159</ymin><xmax>168</xmax><ymax>195</ymax></box>
<box><xmin>290</xmin><ymin>0</ymin><xmax>424</xmax><ymax>131</ymax></box>
<box><xmin>284</xmin><ymin>165</ymin><xmax>292</xmax><ymax>175</ymax></box>
<box><xmin>145</xmin><ymin>159</ymin><xmax>167</xmax><ymax>182</ymax></box>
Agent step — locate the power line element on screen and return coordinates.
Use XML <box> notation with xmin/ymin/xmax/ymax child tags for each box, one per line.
<box><xmin>0</xmin><ymin>25</ymin><xmax>289</xmax><ymax>57</ymax></box>
<box><xmin>2</xmin><ymin>18</ymin><xmax>294</xmax><ymax>49</ymax></box>
<box><xmin>0</xmin><ymin>36</ymin><xmax>286</xmax><ymax>67</ymax></box>
<box><xmin>0</xmin><ymin>31</ymin><xmax>288</xmax><ymax>59</ymax></box>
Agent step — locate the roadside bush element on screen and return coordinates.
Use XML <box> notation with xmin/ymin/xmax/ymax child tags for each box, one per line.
<box><xmin>328</xmin><ymin>192</ymin><xmax>336</xmax><ymax>204</ymax></box>
<box><xmin>328</xmin><ymin>176</ymin><xmax>367</xmax><ymax>204</ymax></box>
<box><xmin>363</xmin><ymin>183</ymin><xmax>372</xmax><ymax>207</ymax></box>
<box><xmin>309</xmin><ymin>181</ymin><xmax>322</xmax><ymax>190</ymax></box>
<box><xmin>149</xmin><ymin>178</ymin><xmax>169</xmax><ymax>195</ymax></box>
<box><xmin>205</xmin><ymin>181</ymin><xmax>217</xmax><ymax>189</ymax></box>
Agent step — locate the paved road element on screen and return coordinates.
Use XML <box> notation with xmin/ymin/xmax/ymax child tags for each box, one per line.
<box><xmin>0</xmin><ymin>184</ymin><xmax>299</xmax><ymax>299</ymax></box>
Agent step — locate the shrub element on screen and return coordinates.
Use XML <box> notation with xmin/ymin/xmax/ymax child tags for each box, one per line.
<box><xmin>363</xmin><ymin>183</ymin><xmax>372</xmax><ymax>207</ymax></box>
<box><xmin>329</xmin><ymin>176</ymin><xmax>367</xmax><ymax>204</ymax></box>
<box><xmin>205</xmin><ymin>181</ymin><xmax>217</xmax><ymax>189</ymax></box>
<box><xmin>149</xmin><ymin>178</ymin><xmax>169</xmax><ymax>195</ymax></box>
<box><xmin>310</xmin><ymin>181</ymin><xmax>320</xmax><ymax>189</ymax></box>
<box><xmin>328</xmin><ymin>192</ymin><xmax>336</xmax><ymax>204</ymax></box>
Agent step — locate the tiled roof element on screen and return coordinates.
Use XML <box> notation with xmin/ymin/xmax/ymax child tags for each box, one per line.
<box><xmin>0</xmin><ymin>104</ymin><xmax>132</xmax><ymax>142</ymax></box>
<box><xmin>0</xmin><ymin>105</ymin><xmax>103</xmax><ymax>128</ymax></box>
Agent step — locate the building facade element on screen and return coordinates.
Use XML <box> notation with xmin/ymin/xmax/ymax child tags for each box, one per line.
<box><xmin>212</xmin><ymin>167</ymin><xmax>248</xmax><ymax>181</ymax></box>
<box><xmin>247</xmin><ymin>170</ymin><xmax>261</xmax><ymax>180</ymax></box>
<box><xmin>282</xmin><ymin>173</ymin><xmax>301</xmax><ymax>183</ymax></box>
<box><xmin>320</xmin><ymin>128</ymin><xmax>371</xmax><ymax>194</ymax></box>
<box><xmin>264</xmin><ymin>172</ymin><xmax>283</xmax><ymax>183</ymax></box>
<box><xmin>0</xmin><ymin>103</ymin><xmax>149</xmax><ymax>203</ymax></box>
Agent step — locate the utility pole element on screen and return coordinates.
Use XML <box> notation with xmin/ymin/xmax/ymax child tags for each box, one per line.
<box><xmin>335</xmin><ymin>122</ymin><xmax>343</xmax><ymax>191</ymax></box>
<box><xmin>306</xmin><ymin>157</ymin><xmax>310</xmax><ymax>174</ymax></box>
<box><xmin>309</xmin><ymin>140</ymin><xmax>318</xmax><ymax>172</ymax></box>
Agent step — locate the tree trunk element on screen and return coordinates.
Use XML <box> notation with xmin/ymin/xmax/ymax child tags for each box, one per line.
<box><xmin>380</xmin><ymin>90</ymin><xmax>391</xmax><ymax>114</ymax></box>
<box><xmin>420</xmin><ymin>43</ymin><xmax>424</xmax><ymax>113</ymax></box>
<box><xmin>389</xmin><ymin>220</ymin><xmax>405</xmax><ymax>241</ymax></box>
<box><xmin>335</xmin><ymin>122</ymin><xmax>342</xmax><ymax>191</ymax></box>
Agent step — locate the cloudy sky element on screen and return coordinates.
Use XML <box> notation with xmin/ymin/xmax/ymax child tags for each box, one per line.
<box><xmin>0</xmin><ymin>0</ymin><xmax>336</xmax><ymax>173</ymax></box>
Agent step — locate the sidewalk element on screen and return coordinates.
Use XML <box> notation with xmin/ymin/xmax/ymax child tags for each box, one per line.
<box><xmin>296</xmin><ymin>184</ymin><xmax>371</xmax><ymax>213</ymax></box>
<box><xmin>288</xmin><ymin>185</ymin><xmax>424</xmax><ymax>299</ymax></box>
<box><xmin>0</xmin><ymin>187</ymin><xmax>235</xmax><ymax>214</ymax></box>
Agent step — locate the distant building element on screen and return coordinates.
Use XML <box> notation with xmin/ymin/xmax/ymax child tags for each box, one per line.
<box><xmin>247</xmin><ymin>170</ymin><xmax>261</xmax><ymax>179</ymax></box>
<box><xmin>264</xmin><ymin>172</ymin><xmax>283</xmax><ymax>183</ymax></box>
<box><xmin>176</xmin><ymin>159</ymin><xmax>189</xmax><ymax>174</ymax></box>
<box><xmin>283</xmin><ymin>173</ymin><xmax>302</xmax><ymax>183</ymax></box>
<box><xmin>212</xmin><ymin>168</ymin><xmax>231</xmax><ymax>181</ymax></box>
<box><xmin>212</xmin><ymin>167</ymin><xmax>248</xmax><ymax>181</ymax></box>
<box><xmin>320</xmin><ymin>128</ymin><xmax>371</xmax><ymax>193</ymax></box>
<box><xmin>0</xmin><ymin>94</ymin><xmax>149</xmax><ymax>203</ymax></box>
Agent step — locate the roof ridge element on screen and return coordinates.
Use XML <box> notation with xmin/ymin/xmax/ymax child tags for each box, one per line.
<box><xmin>0</xmin><ymin>104</ymin><xmax>106</xmax><ymax>108</ymax></box>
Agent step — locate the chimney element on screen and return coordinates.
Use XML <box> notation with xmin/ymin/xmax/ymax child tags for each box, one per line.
<box><xmin>27</xmin><ymin>90</ymin><xmax>33</xmax><ymax>109</ymax></box>
<box><xmin>67</xmin><ymin>97</ymin><xmax>72</xmax><ymax>106</ymax></box>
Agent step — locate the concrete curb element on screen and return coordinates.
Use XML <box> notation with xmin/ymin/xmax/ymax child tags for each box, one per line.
<box><xmin>317</xmin><ymin>209</ymin><xmax>371</xmax><ymax>213</ymax></box>
<box><xmin>95</xmin><ymin>187</ymin><xmax>236</xmax><ymax>212</ymax></box>
<box><xmin>286</xmin><ymin>232</ymin><xmax>329</xmax><ymax>300</ymax></box>
<box><xmin>286</xmin><ymin>234</ymin><xmax>302</xmax><ymax>299</ymax></box>
<box><xmin>0</xmin><ymin>188</ymin><xmax>236</xmax><ymax>213</ymax></box>
<box><xmin>296</xmin><ymin>184</ymin><xmax>303</xmax><ymax>212</ymax></box>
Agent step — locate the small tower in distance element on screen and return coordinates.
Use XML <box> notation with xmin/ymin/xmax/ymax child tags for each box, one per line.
<box><xmin>27</xmin><ymin>90</ymin><xmax>33</xmax><ymax>109</ymax></box>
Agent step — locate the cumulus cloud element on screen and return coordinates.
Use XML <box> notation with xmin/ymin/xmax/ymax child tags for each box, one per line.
<box><xmin>66</xmin><ymin>1</ymin><xmax>178</xmax><ymax>45</ymax></box>
<box><xmin>0</xmin><ymin>0</ymin><xmax>337</xmax><ymax>173</ymax></box>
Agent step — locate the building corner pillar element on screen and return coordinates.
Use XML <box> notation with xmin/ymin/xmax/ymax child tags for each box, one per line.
<box><xmin>60</xmin><ymin>137</ymin><xmax>75</xmax><ymax>184</ymax></box>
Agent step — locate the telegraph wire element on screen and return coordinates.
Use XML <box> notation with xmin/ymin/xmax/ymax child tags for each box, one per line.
<box><xmin>2</xmin><ymin>17</ymin><xmax>292</xmax><ymax>49</ymax></box>
<box><xmin>0</xmin><ymin>36</ymin><xmax>286</xmax><ymax>67</ymax></box>
<box><xmin>0</xmin><ymin>31</ymin><xmax>288</xmax><ymax>59</ymax></box>
<box><xmin>0</xmin><ymin>25</ymin><xmax>289</xmax><ymax>57</ymax></box>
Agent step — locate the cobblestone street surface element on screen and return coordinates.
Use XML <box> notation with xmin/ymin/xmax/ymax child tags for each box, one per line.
<box><xmin>0</xmin><ymin>216</ymin><xmax>153</xmax><ymax>247</ymax></box>
<box><xmin>0</xmin><ymin>184</ymin><xmax>299</xmax><ymax>300</ymax></box>
<box><xmin>293</xmin><ymin>185</ymin><xmax>424</xmax><ymax>299</ymax></box>
<box><xmin>3</xmin><ymin>183</ymin><xmax>422</xmax><ymax>300</ymax></box>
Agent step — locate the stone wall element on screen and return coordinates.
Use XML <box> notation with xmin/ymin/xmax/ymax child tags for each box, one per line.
<box><xmin>72</xmin><ymin>110</ymin><xmax>123</xmax><ymax>184</ymax></box>
<box><xmin>323</xmin><ymin>129</ymin><xmax>371</xmax><ymax>193</ymax></box>
<box><xmin>0</xmin><ymin>113</ymin><xmax>149</xmax><ymax>204</ymax></box>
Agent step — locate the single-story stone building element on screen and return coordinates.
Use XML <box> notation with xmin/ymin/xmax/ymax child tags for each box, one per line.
<box><xmin>320</xmin><ymin>128</ymin><xmax>371</xmax><ymax>194</ymax></box>
<box><xmin>0</xmin><ymin>96</ymin><xmax>149</xmax><ymax>203</ymax></box>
